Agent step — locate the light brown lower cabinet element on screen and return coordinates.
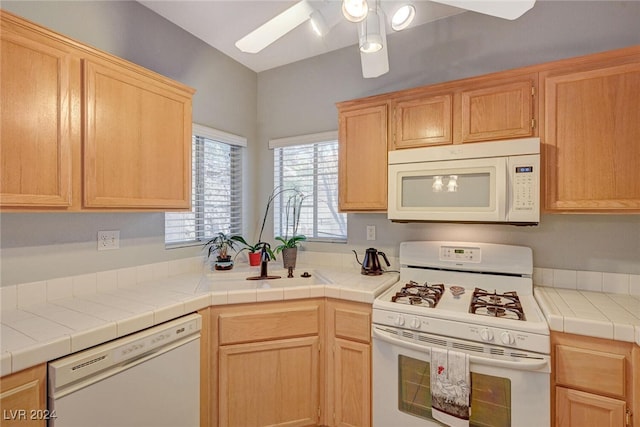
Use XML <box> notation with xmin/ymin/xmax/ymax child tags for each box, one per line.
<box><xmin>552</xmin><ymin>332</ymin><xmax>638</xmax><ymax>427</ymax></box>
<box><xmin>0</xmin><ymin>364</ymin><xmax>47</xmax><ymax>427</ymax></box>
<box><xmin>203</xmin><ymin>298</ymin><xmax>373</xmax><ymax>427</ymax></box>
<box><xmin>208</xmin><ymin>299</ymin><xmax>325</xmax><ymax>427</ymax></box>
<box><xmin>326</xmin><ymin>299</ymin><xmax>372</xmax><ymax>427</ymax></box>
<box><xmin>556</xmin><ymin>387</ymin><xmax>626</xmax><ymax>427</ymax></box>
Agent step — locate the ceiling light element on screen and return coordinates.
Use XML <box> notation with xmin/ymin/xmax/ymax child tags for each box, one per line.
<box><xmin>391</xmin><ymin>4</ymin><xmax>416</xmax><ymax>31</ymax></box>
<box><xmin>342</xmin><ymin>0</ymin><xmax>369</xmax><ymax>23</ymax></box>
<box><xmin>358</xmin><ymin>4</ymin><xmax>383</xmax><ymax>53</ymax></box>
<box><xmin>310</xmin><ymin>9</ymin><xmax>329</xmax><ymax>36</ymax></box>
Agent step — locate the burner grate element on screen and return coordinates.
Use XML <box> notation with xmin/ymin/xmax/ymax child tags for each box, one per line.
<box><xmin>469</xmin><ymin>287</ymin><xmax>526</xmax><ymax>321</ymax></box>
<box><xmin>391</xmin><ymin>281</ymin><xmax>444</xmax><ymax>308</ymax></box>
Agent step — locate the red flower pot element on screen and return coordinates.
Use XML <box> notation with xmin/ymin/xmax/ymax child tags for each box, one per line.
<box><xmin>248</xmin><ymin>252</ymin><xmax>261</xmax><ymax>266</ymax></box>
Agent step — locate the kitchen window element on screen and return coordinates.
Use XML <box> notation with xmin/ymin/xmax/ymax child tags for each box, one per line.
<box><xmin>165</xmin><ymin>124</ymin><xmax>245</xmax><ymax>246</ymax></box>
<box><xmin>271</xmin><ymin>131</ymin><xmax>347</xmax><ymax>242</ymax></box>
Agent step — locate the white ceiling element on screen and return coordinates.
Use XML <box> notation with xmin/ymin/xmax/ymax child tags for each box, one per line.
<box><xmin>138</xmin><ymin>1</ymin><xmax>466</xmax><ymax>73</ymax></box>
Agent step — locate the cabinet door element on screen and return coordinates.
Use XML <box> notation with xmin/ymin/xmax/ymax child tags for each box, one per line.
<box><xmin>0</xmin><ymin>365</ymin><xmax>47</xmax><ymax>427</ymax></box>
<box><xmin>460</xmin><ymin>78</ymin><xmax>535</xmax><ymax>143</ymax></box>
<box><xmin>0</xmin><ymin>24</ymin><xmax>73</xmax><ymax>207</ymax></box>
<box><xmin>326</xmin><ymin>300</ymin><xmax>371</xmax><ymax>427</ymax></box>
<box><xmin>332</xmin><ymin>338</ymin><xmax>371</xmax><ymax>427</ymax></box>
<box><xmin>391</xmin><ymin>93</ymin><xmax>453</xmax><ymax>149</ymax></box>
<box><xmin>338</xmin><ymin>103</ymin><xmax>388</xmax><ymax>211</ymax></box>
<box><xmin>219</xmin><ymin>336</ymin><xmax>320</xmax><ymax>427</ymax></box>
<box><xmin>556</xmin><ymin>387</ymin><xmax>625</xmax><ymax>427</ymax></box>
<box><xmin>83</xmin><ymin>58</ymin><xmax>192</xmax><ymax>209</ymax></box>
<box><xmin>542</xmin><ymin>58</ymin><xmax>640</xmax><ymax>211</ymax></box>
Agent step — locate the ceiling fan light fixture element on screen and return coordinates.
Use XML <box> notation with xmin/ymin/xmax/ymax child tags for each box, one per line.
<box><xmin>358</xmin><ymin>5</ymin><xmax>383</xmax><ymax>53</ymax></box>
<box><xmin>342</xmin><ymin>0</ymin><xmax>369</xmax><ymax>23</ymax></box>
<box><xmin>391</xmin><ymin>4</ymin><xmax>416</xmax><ymax>31</ymax></box>
<box><xmin>310</xmin><ymin>9</ymin><xmax>329</xmax><ymax>36</ymax></box>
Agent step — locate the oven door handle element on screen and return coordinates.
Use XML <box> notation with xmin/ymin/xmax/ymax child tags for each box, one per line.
<box><xmin>372</xmin><ymin>327</ymin><xmax>549</xmax><ymax>372</ymax></box>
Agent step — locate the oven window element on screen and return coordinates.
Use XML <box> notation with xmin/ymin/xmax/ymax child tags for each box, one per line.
<box><xmin>398</xmin><ymin>355</ymin><xmax>512</xmax><ymax>426</ymax></box>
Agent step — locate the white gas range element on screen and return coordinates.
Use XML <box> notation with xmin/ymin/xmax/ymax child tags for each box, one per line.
<box><xmin>372</xmin><ymin>241</ymin><xmax>550</xmax><ymax>427</ymax></box>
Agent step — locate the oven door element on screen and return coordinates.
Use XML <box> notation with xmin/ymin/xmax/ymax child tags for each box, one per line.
<box><xmin>372</xmin><ymin>326</ymin><xmax>550</xmax><ymax>427</ymax></box>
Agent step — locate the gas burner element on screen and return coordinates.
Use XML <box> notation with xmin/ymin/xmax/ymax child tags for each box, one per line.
<box><xmin>391</xmin><ymin>281</ymin><xmax>444</xmax><ymax>308</ymax></box>
<box><xmin>469</xmin><ymin>288</ymin><xmax>526</xmax><ymax>320</ymax></box>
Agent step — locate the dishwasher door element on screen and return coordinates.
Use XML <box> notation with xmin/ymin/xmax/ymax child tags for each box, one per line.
<box><xmin>48</xmin><ymin>313</ymin><xmax>201</xmax><ymax>427</ymax></box>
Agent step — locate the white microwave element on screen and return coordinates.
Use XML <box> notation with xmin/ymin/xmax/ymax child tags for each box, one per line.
<box><xmin>387</xmin><ymin>138</ymin><xmax>540</xmax><ymax>224</ymax></box>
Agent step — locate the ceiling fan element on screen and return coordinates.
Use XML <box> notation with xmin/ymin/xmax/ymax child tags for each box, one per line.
<box><xmin>235</xmin><ymin>0</ymin><xmax>536</xmax><ymax>78</ymax></box>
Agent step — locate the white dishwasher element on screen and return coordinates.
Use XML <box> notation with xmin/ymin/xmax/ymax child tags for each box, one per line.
<box><xmin>48</xmin><ymin>313</ymin><xmax>201</xmax><ymax>427</ymax></box>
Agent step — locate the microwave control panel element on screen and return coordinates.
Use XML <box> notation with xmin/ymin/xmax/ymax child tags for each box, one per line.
<box><xmin>508</xmin><ymin>154</ymin><xmax>540</xmax><ymax>222</ymax></box>
<box><xmin>513</xmin><ymin>165</ymin><xmax>536</xmax><ymax>210</ymax></box>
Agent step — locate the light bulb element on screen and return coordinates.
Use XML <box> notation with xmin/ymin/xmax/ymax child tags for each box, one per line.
<box><xmin>391</xmin><ymin>4</ymin><xmax>415</xmax><ymax>31</ymax></box>
<box><xmin>342</xmin><ymin>0</ymin><xmax>368</xmax><ymax>23</ymax></box>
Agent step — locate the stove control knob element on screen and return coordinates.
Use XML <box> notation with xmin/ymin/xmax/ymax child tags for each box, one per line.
<box><xmin>480</xmin><ymin>328</ymin><xmax>494</xmax><ymax>341</ymax></box>
<box><xmin>500</xmin><ymin>331</ymin><xmax>515</xmax><ymax>345</ymax></box>
<box><xmin>394</xmin><ymin>314</ymin><xmax>405</xmax><ymax>326</ymax></box>
<box><xmin>410</xmin><ymin>317</ymin><xmax>421</xmax><ymax>329</ymax></box>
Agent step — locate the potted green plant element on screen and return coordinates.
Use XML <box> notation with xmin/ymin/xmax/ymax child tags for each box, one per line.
<box><xmin>232</xmin><ymin>237</ymin><xmax>274</xmax><ymax>266</ymax></box>
<box><xmin>203</xmin><ymin>232</ymin><xmax>238</xmax><ymax>271</ymax></box>
<box><xmin>274</xmin><ymin>190</ymin><xmax>307</xmax><ymax>269</ymax></box>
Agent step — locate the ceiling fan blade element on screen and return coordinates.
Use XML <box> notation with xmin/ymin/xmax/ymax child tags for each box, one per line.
<box><xmin>429</xmin><ymin>0</ymin><xmax>535</xmax><ymax>20</ymax></box>
<box><xmin>359</xmin><ymin>9</ymin><xmax>389</xmax><ymax>78</ymax></box>
<box><xmin>235</xmin><ymin>0</ymin><xmax>315</xmax><ymax>53</ymax></box>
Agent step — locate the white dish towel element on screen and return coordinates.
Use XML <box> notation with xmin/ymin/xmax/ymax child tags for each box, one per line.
<box><xmin>430</xmin><ymin>347</ymin><xmax>471</xmax><ymax>427</ymax></box>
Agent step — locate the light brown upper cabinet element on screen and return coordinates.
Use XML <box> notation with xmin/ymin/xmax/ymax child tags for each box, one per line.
<box><xmin>388</xmin><ymin>73</ymin><xmax>537</xmax><ymax>150</ymax></box>
<box><xmin>458</xmin><ymin>75</ymin><xmax>536</xmax><ymax>143</ymax></box>
<box><xmin>337</xmin><ymin>99</ymin><xmax>388</xmax><ymax>212</ymax></box>
<box><xmin>0</xmin><ymin>16</ymin><xmax>76</xmax><ymax>207</ymax></box>
<box><xmin>83</xmin><ymin>58</ymin><xmax>192</xmax><ymax>209</ymax></box>
<box><xmin>390</xmin><ymin>90</ymin><xmax>453</xmax><ymax>149</ymax></box>
<box><xmin>541</xmin><ymin>46</ymin><xmax>640</xmax><ymax>212</ymax></box>
<box><xmin>0</xmin><ymin>11</ymin><xmax>194</xmax><ymax>211</ymax></box>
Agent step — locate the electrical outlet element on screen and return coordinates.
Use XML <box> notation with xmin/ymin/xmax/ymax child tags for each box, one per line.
<box><xmin>98</xmin><ymin>230</ymin><xmax>120</xmax><ymax>251</ymax></box>
<box><xmin>366</xmin><ymin>225</ymin><xmax>376</xmax><ymax>241</ymax></box>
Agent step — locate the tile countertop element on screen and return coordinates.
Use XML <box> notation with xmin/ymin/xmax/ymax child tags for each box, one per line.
<box><xmin>0</xmin><ymin>256</ymin><xmax>399</xmax><ymax>377</ymax></box>
<box><xmin>534</xmin><ymin>285</ymin><xmax>640</xmax><ymax>346</ymax></box>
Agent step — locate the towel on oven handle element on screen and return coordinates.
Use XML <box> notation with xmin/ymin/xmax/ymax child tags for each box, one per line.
<box><xmin>430</xmin><ymin>347</ymin><xmax>470</xmax><ymax>427</ymax></box>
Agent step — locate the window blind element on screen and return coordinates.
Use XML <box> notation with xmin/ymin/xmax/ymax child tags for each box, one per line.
<box><xmin>273</xmin><ymin>136</ymin><xmax>347</xmax><ymax>242</ymax></box>
<box><xmin>165</xmin><ymin>126</ymin><xmax>244</xmax><ymax>246</ymax></box>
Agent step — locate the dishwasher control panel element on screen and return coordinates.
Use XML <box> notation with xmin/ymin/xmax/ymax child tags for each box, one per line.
<box><xmin>48</xmin><ymin>314</ymin><xmax>201</xmax><ymax>390</ymax></box>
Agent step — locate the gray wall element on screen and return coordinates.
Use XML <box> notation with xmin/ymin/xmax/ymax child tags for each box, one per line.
<box><xmin>256</xmin><ymin>0</ymin><xmax>640</xmax><ymax>275</ymax></box>
<box><xmin>1</xmin><ymin>1</ymin><xmax>639</xmax><ymax>286</ymax></box>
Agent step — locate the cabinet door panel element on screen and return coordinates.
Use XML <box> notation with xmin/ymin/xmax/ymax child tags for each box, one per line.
<box><xmin>543</xmin><ymin>61</ymin><xmax>640</xmax><ymax>210</ymax></box>
<box><xmin>0</xmin><ymin>29</ymin><xmax>72</xmax><ymax>207</ymax></box>
<box><xmin>393</xmin><ymin>94</ymin><xmax>453</xmax><ymax>148</ymax></box>
<box><xmin>556</xmin><ymin>387</ymin><xmax>625</xmax><ymax>427</ymax></box>
<box><xmin>338</xmin><ymin>103</ymin><xmax>387</xmax><ymax>211</ymax></box>
<box><xmin>0</xmin><ymin>365</ymin><xmax>47</xmax><ymax>427</ymax></box>
<box><xmin>460</xmin><ymin>80</ymin><xmax>534</xmax><ymax>143</ymax></box>
<box><xmin>219</xmin><ymin>337</ymin><xmax>320</xmax><ymax>427</ymax></box>
<box><xmin>555</xmin><ymin>344</ymin><xmax>626</xmax><ymax>398</ymax></box>
<box><xmin>84</xmin><ymin>59</ymin><xmax>191</xmax><ymax>209</ymax></box>
<box><xmin>333</xmin><ymin>338</ymin><xmax>371</xmax><ymax>427</ymax></box>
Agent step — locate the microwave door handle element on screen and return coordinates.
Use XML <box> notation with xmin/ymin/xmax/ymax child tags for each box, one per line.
<box><xmin>373</xmin><ymin>326</ymin><xmax>549</xmax><ymax>372</ymax></box>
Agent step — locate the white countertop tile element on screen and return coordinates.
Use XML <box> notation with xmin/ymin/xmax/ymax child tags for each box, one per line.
<box><xmin>535</xmin><ymin>286</ymin><xmax>640</xmax><ymax>346</ymax></box>
<box><xmin>0</xmin><ymin>261</ymin><xmax>398</xmax><ymax>376</ymax></box>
